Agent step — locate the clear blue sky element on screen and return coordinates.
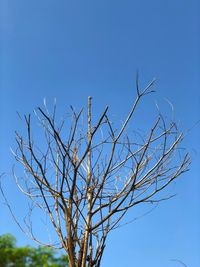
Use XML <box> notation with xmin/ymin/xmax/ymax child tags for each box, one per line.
<box><xmin>0</xmin><ymin>1</ymin><xmax>199</xmax><ymax>266</ymax></box>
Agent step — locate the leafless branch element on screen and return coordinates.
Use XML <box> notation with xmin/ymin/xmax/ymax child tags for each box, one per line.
<box><xmin>2</xmin><ymin>80</ymin><xmax>190</xmax><ymax>267</ymax></box>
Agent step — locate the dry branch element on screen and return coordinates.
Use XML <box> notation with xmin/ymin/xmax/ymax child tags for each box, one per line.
<box><xmin>3</xmin><ymin>80</ymin><xmax>190</xmax><ymax>267</ymax></box>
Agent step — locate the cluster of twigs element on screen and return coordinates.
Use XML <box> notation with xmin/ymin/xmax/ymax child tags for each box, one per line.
<box><xmin>3</xmin><ymin>80</ymin><xmax>190</xmax><ymax>267</ymax></box>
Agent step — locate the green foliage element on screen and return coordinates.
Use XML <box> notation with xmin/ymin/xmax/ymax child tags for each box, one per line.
<box><xmin>0</xmin><ymin>233</ymin><xmax>16</xmax><ymax>249</ymax></box>
<box><xmin>0</xmin><ymin>234</ymin><xmax>68</xmax><ymax>267</ymax></box>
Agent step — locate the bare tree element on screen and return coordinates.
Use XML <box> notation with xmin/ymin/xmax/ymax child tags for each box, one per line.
<box><xmin>9</xmin><ymin>80</ymin><xmax>190</xmax><ymax>267</ymax></box>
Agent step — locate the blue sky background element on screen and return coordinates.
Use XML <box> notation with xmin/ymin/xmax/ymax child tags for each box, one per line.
<box><xmin>0</xmin><ymin>0</ymin><xmax>199</xmax><ymax>266</ymax></box>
